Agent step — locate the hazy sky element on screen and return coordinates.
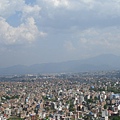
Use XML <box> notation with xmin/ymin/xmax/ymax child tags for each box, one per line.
<box><xmin>0</xmin><ymin>0</ymin><xmax>120</xmax><ymax>67</ymax></box>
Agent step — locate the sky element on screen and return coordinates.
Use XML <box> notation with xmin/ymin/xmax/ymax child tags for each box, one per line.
<box><xmin>0</xmin><ymin>0</ymin><xmax>120</xmax><ymax>67</ymax></box>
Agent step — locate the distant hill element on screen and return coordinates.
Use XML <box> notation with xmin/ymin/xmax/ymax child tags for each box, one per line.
<box><xmin>0</xmin><ymin>54</ymin><xmax>120</xmax><ymax>75</ymax></box>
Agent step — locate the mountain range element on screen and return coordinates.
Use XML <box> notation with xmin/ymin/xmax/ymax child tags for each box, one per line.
<box><xmin>0</xmin><ymin>54</ymin><xmax>120</xmax><ymax>75</ymax></box>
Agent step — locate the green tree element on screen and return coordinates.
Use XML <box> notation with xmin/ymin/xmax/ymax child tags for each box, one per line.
<box><xmin>104</xmin><ymin>104</ymin><xmax>107</xmax><ymax>109</ymax></box>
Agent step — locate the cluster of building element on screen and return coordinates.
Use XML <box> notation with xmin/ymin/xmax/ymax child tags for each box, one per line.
<box><xmin>0</xmin><ymin>71</ymin><xmax>120</xmax><ymax>120</ymax></box>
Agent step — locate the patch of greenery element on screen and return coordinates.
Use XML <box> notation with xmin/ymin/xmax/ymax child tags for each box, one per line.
<box><xmin>110</xmin><ymin>116</ymin><xmax>120</xmax><ymax>120</ymax></box>
<box><xmin>7</xmin><ymin>117</ymin><xmax>23</xmax><ymax>120</ymax></box>
<box><xmin>86</xmin><ymin>99</ymin><xmax>93</xmax><ymax>103</ymax></box>
<box><xmin>2</xmin><ymin>95</ymin><xmax>19</xmax><ymax>101</ymax></box>
<box><xmin>69</xmin><ymin>100</ymin><xmax>75</xmax><ymax>111</ymax></box>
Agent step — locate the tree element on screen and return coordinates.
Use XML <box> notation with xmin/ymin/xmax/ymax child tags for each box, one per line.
<box><xmin>104</xmin><ymin>104</ymin><xmax>107</xmax><ymax>109</ymax></box>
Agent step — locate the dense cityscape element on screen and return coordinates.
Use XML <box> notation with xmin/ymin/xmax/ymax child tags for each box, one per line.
<box><xmin>0</xmin><ymin>71</ymin><xmax>120</xmax><ymax>120</ymax></box>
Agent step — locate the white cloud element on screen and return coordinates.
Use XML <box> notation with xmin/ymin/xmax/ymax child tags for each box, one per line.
<box><xmin>0</xmin><ymin>0</ymin><xmax>120</xmax><ymax>54</ymax></box>
<box><xmin>43</xmin><ymin>0</ymin><xmax>69</xmax><ymax>8</ymax></box>
<box><xmin>35</xmin><ymin>0</ymin><xmax>120</xmax><ymax>31</ymax></box>
<box><xmin>0</xmin><ymin>0</ymin><xmax>46</xmax><ymax>46</ymax></box>
<box><xmin>22</xmin><ymin>4</ymin><xmax>41</xmax><ymax>20</ymax></box>
<box><xmin>79</xmin><ymin>27</ymin><xmax>120</xmax><ymax>49</ymax></box>
<box><xmin>64</xmin><ymin>41</ymin><xmax>76</xmax><ymax>52</ymax></box>
<box><xmin>38</xmin><ymin>0</ymin><xmax>120</xmax><ymax>15</ymax></box>
<box><xmin>0</xmin><ymin>0</ymin><xmax>42</xmax><ymax>22</ymax></box>
<box><xmin>0</xmin><ymin>17</ymin><xmax>46</xmax><ymax>45</ymax></box>
<box><xmin>0</xmin><ymin>0</ymin><xmax>25</xmax><ymax>18</ymax></box>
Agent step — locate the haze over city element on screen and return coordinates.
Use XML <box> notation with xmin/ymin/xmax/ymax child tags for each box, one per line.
<box><xmin>0</xmin><ymin>0</ymin><xmax>120</xmax><ymax>67</ymax></box>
